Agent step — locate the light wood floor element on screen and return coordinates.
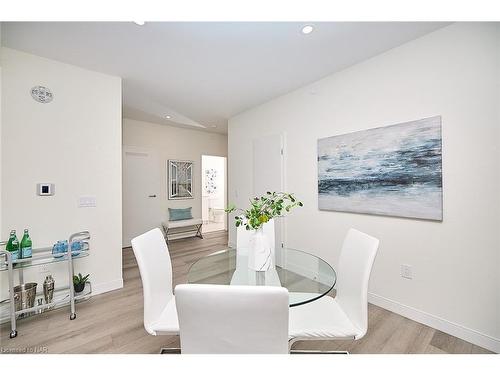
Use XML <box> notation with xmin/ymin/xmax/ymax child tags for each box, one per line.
<box><xmin>0</xmin><ymin>231</ymin><xmax>492</xmax><ymax>354</ymax></box>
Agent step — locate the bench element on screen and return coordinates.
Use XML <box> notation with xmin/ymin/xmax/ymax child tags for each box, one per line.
<box><xmin>162</xmin><ymin>218</ymin><xmax>203</xmax><ymax>244</ymax></box>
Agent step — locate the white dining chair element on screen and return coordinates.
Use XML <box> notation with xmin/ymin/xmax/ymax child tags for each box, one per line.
<box><xmin>131</xmin><ymin>228</ymin><xmax>179</xmax><ymax>339</ymax></box>
<box><xmin>175</xmin><ymin>284</ymin><xmax>289</xmax><ymax>354</ymax></box>
<box><xmin>288</xmin><ymin>228</ymin><xmax>379</xmax><ymax>353</ymax></box>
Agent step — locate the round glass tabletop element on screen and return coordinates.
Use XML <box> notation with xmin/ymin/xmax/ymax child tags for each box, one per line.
<box><xmin>187</xmin><ymin>247</ymin><xmax>336</xmax><ymax>307</ymax></box>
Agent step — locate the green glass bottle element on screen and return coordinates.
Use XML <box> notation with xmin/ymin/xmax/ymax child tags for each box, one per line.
<box><xmin>21</xmin><ymin>229</ymin><xmax>32</xmax><ymax>259</ymax></box>
<box><xmin>5</xmin><ymin>230</ymin><xmax>20</xmax><ymax>261</ymax></box>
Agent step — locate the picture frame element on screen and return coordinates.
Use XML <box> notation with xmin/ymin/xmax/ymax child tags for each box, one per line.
<box><xmin>318</xmin><ymin>116</ymin><xmax>443</xmax><ymax>221</ymax></box>
<box><xmin>167</xmin><ymin>159</ymin><xmax>194</xmax><ymax>200</ymax></box>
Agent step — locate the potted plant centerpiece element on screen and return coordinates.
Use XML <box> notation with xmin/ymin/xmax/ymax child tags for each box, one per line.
<box><xmin>226</xmin><ymin>192</ymin><xmax>303</xmax><ymax>271</ymax></box>
<box><xmin>73</xmin><ymin>273</ymin><xmax>89</xmax><ymax>293</ymax></box>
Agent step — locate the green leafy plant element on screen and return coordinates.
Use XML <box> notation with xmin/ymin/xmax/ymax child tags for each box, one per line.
<box><xmin>226</xmin><ymin>192</ymin><xmax>303</xmax><ymax>231</ymax></box>
<box><xmin>73</xmin><ymin>273</ymin><xmax>90</xmax><ymax>287</ymax></box>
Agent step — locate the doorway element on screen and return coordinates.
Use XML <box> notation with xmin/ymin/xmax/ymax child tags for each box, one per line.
<box><xmin>201</xmin><ymin>155</ymin><xmax>227</xmax><ymax>233</ymax></box>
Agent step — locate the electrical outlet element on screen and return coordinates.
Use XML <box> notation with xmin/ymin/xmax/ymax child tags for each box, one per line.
<box><xmin>400</xmin><ymin>264</ymin><xmax>413</xmax><ymax>279</ymax></box>
<box><xmin>39</xmin><ymin>264</ymin><xmax>50</xmax><ymax>274</ymax></box>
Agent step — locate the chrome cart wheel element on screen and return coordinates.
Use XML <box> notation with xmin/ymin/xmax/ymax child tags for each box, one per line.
<box><xmin>70</xmin><ymin>313</ymin><xmax>76</xmax><ymax>320</ymax></box>
<box><xmin>10</xmin><ymin>330</ymin><xmax>17</xmax><ymax>338</ymax></box>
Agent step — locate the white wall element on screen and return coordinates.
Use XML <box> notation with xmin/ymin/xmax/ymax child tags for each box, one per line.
<box><xmin>122</xmin><ymin>118</ymin><xmax>227</xmax><ymax>245</ymax></box>
<box><xmin>228</xmin><ymin>23</ymin><xmax>500</xmax><ymax>352</ymax></box>
<box><xmin>0</xmin><ymin>48</ymin><xmax>123</xmax><ymax>302</ymax></box>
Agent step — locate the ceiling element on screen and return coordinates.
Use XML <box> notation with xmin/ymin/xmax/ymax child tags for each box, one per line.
<box><xmin>1</xmin><ymin>22</ymin><xmax>448</xmax><ymax>134</ymax></box>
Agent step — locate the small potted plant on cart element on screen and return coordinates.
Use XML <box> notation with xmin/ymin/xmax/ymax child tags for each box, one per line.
<box><xmin>73</xmin><ymin>273</ymin><xmax>90</xmax><ymax>293</ymax></box>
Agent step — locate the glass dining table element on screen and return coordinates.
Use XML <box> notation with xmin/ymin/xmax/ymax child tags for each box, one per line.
<box><xmin>187</xmin><ymin>247</ymin><xmax>336</xmax><ymax>307</ymax></box>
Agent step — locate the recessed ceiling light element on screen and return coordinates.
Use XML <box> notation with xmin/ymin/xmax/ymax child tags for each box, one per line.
<box><xmin>301</xmin><ymin>25</ymin><xmax>314</xmax><ymax>35</ymax></box>
<box><xmin>165</xmin><ymin>115</ymin><xmax>172</xmax><ymax>119</ymax></box>
<box><xmin>133</xmin><ymin>21</ymin><xmax>145</xmax><ymax>26</ymax></box>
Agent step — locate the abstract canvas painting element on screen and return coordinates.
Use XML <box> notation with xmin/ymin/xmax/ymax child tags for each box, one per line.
<box><xmin>318</xmin><ymin>116</ymin><xmax>442</xmax><ymax>220</ymax></box>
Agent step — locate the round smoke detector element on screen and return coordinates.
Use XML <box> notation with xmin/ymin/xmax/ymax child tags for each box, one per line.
<box><xmin>31</xmin><ymin>86</ymin><xmax>54</xmax><ymax>103</ymax></box>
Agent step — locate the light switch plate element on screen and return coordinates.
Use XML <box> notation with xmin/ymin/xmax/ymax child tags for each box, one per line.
<box><xmin>78</xmin><ymin>196</ymin><xmax>97</xmax><ymax>208</ymax></box>
<box><xmin>401</xmin><ymin>264</ymin><xmax>413</xmax><ymax>279</ymax></box>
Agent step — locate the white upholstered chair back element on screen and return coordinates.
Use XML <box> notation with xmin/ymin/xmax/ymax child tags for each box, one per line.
<box><xmin>131</xmin><ymin>228</ymin><xmax>174</xmax><ymax>335</ymax></box>
<box><xmin>335</xmin><ymin>228</ymin><xmax>379</xmax><ymax>339</ymax></box>
<box><xmin>175</xmin><ymin>284</ymin><xmax>289</xmax><ymax>354</ymax></box>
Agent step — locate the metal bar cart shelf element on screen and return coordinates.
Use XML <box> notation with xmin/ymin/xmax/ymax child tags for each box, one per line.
<box><xmin>0</xmin><ymin>231</ymin><xmax>91</xmax><ymax>338</ymax></box>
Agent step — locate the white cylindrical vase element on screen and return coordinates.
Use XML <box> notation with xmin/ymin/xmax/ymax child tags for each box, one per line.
<box><xmin>248</xmin><ymin>227</ymin><xmax>273</xmax><ymax>271</ymax></box>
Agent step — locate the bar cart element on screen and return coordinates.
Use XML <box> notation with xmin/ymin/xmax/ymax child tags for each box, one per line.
<box><xmin>0</xmin><ymin>231</ymin><xmax>91</xmax><ymax>338</ymax></box>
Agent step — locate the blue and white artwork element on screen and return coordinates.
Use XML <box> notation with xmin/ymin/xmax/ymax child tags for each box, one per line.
<box><xmin>318</xmin><ymin>116</ymin><xmax>442</xmax><ymax>220</ymax></box>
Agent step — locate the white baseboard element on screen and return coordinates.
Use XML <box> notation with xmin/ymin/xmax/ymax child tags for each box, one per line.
<box><xmin>91</xmin><ymin>278</ymin><xmax>123</xmax><ymax>296</ymax></box>
<box><xmin>368</xmin><ymin>292</ymin><xmax>500</xmax><ymax>353</ymax></box>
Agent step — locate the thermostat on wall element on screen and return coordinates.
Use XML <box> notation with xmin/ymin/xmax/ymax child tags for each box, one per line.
<box><xmin>37</xmin><ymin>183</ymin><xmax>55</xmax><ymax>196</ymax></box>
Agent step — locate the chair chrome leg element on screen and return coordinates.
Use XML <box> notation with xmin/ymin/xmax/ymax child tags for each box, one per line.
<box><xmin>290</xmin><ymin>349</ymin><xmax>349</xmax><ymax>354</ymax></box>
<box><xmin>288</xmin><ymin>337</ymin><xmax>350</xmax><ymax>354</ymax></box>
<box><xmin>160</xmin><ymin>347</ymin><xmax>181</xmax><ymax>354</ymax></box>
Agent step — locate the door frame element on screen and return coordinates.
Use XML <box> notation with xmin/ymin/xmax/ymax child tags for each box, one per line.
<box><xmin>122</xmin><ymin>146</ymin><xmax>162</xmax><ymax>248</ymax></box>
<box><xmin>201</xmin><ymin>154</ymin><xmax>228</xmax><ymax>232</ymax></box>
<box><xmin>281</xmin><ymin>132</ymin><xmax>287</xmax><ymax>248</ymax></box>
<box><xmin>252</xmin><ymin>132</ymin><xmax>287</xmax><ymax>248</ymax></box>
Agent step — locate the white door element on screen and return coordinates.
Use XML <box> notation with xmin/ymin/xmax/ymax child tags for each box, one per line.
<box><xmin>122</xmin><ymin>148</ymin><xmax>162</xmax><ymax>247</ymax></box>
<box><xmin>253</xmin><ymin>134</ymin><xmax>285</xmax><ymax>248</ymax></box>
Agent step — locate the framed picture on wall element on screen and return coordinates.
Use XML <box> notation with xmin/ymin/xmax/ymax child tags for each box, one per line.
<box><xmin>317</xmin><ymin>116</ymin><xmax>443</xmax><ymax>220</ymax></box>
<box><xmin>168</xmin><ymin>160</ymin><xmax>194</xmax><ymax>200</ymax></box>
